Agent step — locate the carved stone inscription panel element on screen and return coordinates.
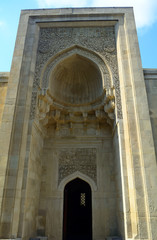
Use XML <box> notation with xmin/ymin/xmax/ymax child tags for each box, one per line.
<box><xmin>58</xmin><ymin>148</ymin><xmax>97</xmax><ymax>184</ymax></box>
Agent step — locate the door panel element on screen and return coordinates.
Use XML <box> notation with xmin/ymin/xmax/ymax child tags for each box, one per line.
<box><xmin>63</xmin><ymin>178</ymin><xmax>92</xmax><ymax>240</ymax></box>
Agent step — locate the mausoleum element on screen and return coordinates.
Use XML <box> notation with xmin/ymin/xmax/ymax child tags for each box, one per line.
<box><xmin>0</xmin><ymin>7</ymin><xmax>157</xmax><ymax>240</ymax></box>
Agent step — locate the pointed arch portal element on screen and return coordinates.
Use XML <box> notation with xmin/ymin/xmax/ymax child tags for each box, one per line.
<box><xmin>63</xmin><ymin>178</ymin><xmax>92</xmax><ymax>240</ymax></box>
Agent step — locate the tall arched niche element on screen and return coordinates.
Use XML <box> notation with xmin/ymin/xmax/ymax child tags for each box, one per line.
<box><xmin>40</xmin><ymin>45</ymin><xmax>113</xmax><ymax>105</ymax></box>
<box><xmin>49</xmin><ymin>53</ymin><xmax>103</xmax><ymax>105</ymax></box>
<box><xmin>37</xmin><ymin>46</ymin><xmax>116</xmax><ymax>129</ymax></box>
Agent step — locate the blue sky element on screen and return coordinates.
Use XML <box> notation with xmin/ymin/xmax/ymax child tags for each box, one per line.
<box><xmin>0</xmin><ymin>0</ymin><xmax>157</xmax><ymax>72</ymax></box>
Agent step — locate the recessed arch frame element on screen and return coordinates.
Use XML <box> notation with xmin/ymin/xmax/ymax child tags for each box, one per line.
<box><xmin>40</xmin><ymin>45</ymin><xmax>114</xmax><ymax>91</ymax></box>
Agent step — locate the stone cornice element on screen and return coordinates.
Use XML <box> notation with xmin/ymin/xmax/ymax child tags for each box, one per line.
<box><xmin>0</xmin><ymin>72</ymin><xmax>9</xmax><ymax>83</ymax></box>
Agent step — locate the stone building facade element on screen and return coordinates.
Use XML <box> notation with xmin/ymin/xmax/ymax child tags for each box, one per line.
<box><xmin>0</xmin><ymin>7</ymin><xmax>157</xmax><ymax>240</ymax></box>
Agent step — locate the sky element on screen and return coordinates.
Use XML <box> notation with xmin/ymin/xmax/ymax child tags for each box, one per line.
<box><xmin>0</xmin><ymin>0</ymin><xmax>157</xmax><ymax>72</ymax></box>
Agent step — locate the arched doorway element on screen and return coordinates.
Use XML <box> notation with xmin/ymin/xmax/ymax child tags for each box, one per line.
<box><xmin>63</xmin><ymin>178</ymin><xmax>92</xmax><ymax>240</ymax></box>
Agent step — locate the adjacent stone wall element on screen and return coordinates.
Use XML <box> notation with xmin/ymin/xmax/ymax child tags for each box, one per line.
<box><xmin>144</xmin><ymin>69</ymin><xmax>157</xmax><ymax>158</ymax></box>
<box><xmin>0</xmin><ymin>73</ymin><xmax>9</xmax><ymax>127</ymax></box>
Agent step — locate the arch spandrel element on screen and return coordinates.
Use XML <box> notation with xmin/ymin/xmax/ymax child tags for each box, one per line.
<box><xmin>58</xmin><ymin>171</ymin><xmax>97</xmax><ymax>192</ymax></box>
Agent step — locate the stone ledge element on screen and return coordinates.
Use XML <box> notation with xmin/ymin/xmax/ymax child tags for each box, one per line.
<box><xmin>0</xmin><ymin>239</ymin><xmax>21</xmax><ymax>240</ymax></box>
<box><xmin>143</xmin><ymin>68</ymin><xmax>157</xmax><ymax>80</ymax></box>
<box><xmin>0</xmin><ymin>72</ymin><xmax>10</xmax><ymax>83</ymax></box>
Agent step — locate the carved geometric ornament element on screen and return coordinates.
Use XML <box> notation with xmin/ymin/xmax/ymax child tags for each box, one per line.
<box><xmin>58</xmin><ymin>148</ymin><xmax>97</xmax><ymax>184</ymax></box>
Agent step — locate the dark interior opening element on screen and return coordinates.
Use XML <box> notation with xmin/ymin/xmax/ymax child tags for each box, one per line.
<box><xmin>63</xmin><ymin>178</ymin><xmax>92</xmax><ymax>240</ymax></box>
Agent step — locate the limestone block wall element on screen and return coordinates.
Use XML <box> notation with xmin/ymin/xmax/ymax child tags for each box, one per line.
<box><xmin>36</xmin><ymin>123</ymin><xmax>123</xmax><ymax>240</ymax></box>
<box><xmin>144</xmin><ymin>69</ymin><xmax>157</xmax><ymax>158</ymax></box>
<box><xmin>21</xmin><ymin>123</ymin><xmax>43</xmax><ymax>239</ymax></box>
<box><xmin>0</xmin><ymin>73</ymin><xmax>9</xmax><ymax>127</ymax></box>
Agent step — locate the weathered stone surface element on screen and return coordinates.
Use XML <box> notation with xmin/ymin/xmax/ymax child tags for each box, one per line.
<box><xmin>0</xmin><ymin>73</ymin><xmax>9</xmax><ymax>127</ymax></box>
<box><xmin>144</xmin><ymin>69</ymin><xmax>157</xmax><ymax>159</ymax></box>
<box><xmin>0</xmin><ymin>7</ymin><xmax>157</xmax><ymax>240</ymax></box>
